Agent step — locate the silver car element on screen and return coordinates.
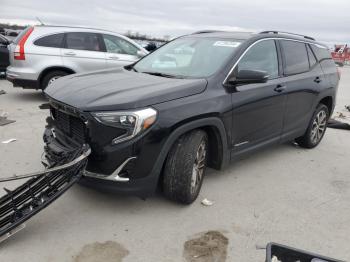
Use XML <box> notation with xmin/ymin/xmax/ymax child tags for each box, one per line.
<box><xmin>6</xmin><ymin>25</ymin><xmax>148</xmax><ymax>90</ymax></box>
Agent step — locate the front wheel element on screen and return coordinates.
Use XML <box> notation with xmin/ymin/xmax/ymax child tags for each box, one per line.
<box><xmin>295</xmin><ymin>104</ymin><xmax>329</xmax><ymax>148</ymax></box>
<box><xmin>163</xmin><ymin>130</ymin><xmax>208</xmax><ymax>204</ymax></box>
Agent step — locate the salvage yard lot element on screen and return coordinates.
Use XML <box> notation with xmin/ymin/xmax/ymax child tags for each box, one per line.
<box><xmin>0</xmin><ymin>68</ymin><xmax>350</xmax><ymax>262</ymax></box>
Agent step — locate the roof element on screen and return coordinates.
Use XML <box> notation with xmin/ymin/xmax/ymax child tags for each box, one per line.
<box><xmin>190</xmin><ymin>30</ymin><xmax>323</xmax><ymax>46</ymax></box>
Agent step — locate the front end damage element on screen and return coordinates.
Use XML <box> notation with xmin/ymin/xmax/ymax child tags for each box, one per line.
<box><xmin>0</xmin><ymin>130</ymin><xmax>90</xmax><ymax>242</ymax></box>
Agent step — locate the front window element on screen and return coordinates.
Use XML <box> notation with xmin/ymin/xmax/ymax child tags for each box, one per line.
<box><xmin>103</xmin><ymin>34</ymin><xmax>139</xmax><ymax>55</ymax></box>
<box><xmin>134</xmin><ymin>37</ymin><xmax>242</xmax><ymax>78</ymax></box>
<box><xmin>236</xmin><ymin>40</ymin><xmax>279</xmax><ymax>79</ymax></box>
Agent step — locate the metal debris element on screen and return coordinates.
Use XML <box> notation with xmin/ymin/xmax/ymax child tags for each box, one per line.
<box><xmin>0</xmin><ymin>145</ymin><xmax>90</xmax><ymax>243</ymax></box>
<box><xmin>1</xmin><ymin>138</ymin><xmax>17</xmax><ymax>144</ymax></box>
<box><xmin>0</xmin><ymin>111</ymin><xmax>16</xmax><ymax>126</ymax></box>
<box><xmin>0</xmin><ymin>90</ymin><xmax>6</xmax><ymax>95</ymax></box>
<box><xmin>39</xmin><ymin>103</ymin><xmax>50</xmax><ymax>110</ymax></box>
<box><xmin>201</xmin><ymin>198</ymin><xmax>214</xmax><ymax>206</ymax></box>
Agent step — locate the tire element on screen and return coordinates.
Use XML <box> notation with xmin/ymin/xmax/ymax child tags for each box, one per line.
<box><xmin>295</xmin><ymin>104</ymin><xmax>329</xmax><ymax>148</ymax></box>
<box><xmin>41</xmin><ymin>70</ymin><xmax>69</xmax><ymax>90</ymax></box>
<box><xmin>163</xmin><ymin>130</ymin><xmax>208</xmax><ymax>204</ymax></box>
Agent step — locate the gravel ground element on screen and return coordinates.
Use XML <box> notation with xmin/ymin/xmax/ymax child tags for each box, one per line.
<box><xmin>0</xmin><ymin>67</ymin><xmax>349</xmax><ymax>262</ymax></box>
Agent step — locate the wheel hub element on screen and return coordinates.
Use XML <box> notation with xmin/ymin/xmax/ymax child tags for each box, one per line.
<box><xmin>190</xmin><ymin>140</ymin><xmax>206</xmax><ymax>193</ymax></box>
<box><xmin>311</xmin><ymin>110</ymin><xmax>327</xmax><ymax>144</ymax></box>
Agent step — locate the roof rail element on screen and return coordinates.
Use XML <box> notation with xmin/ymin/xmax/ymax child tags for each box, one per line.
<box><xmin>259</xmin><ymin>31</ymin><xmax>315</xmax><ymax>41</ymax></box>
<box><xmin>192</xmin><ymin>30</ymin><xmax>223</xmax><ymax>35</ymax></box>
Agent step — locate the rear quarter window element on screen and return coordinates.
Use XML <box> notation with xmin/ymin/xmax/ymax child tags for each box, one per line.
<box><xmin>34</xmin><ymin>33</ymin><xmax>64</xmax><ymax>48</ymax></box>
<box><xmin>281</xmin><ymin>40</ymin><xmax>309</xmax><ymax>75</ymax></box>
<box><xmin>310</xmin><ymin>44</ymin><xmax>332</xmax><ymax>61</ymax></box>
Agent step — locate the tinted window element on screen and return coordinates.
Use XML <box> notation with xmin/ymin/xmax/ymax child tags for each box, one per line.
<box><xmin>34</xmin><ymin>33</ymin><xmax>64</xmax><ymax>48</ymax></box>
<box><xmin>307</xmin><ymin>45</ymin><xmax>317</xmax><ymax>67</ymax></box>
<box><xmin>281</xmin><ymin>40</ymin><xmax>309</xmax><ymax>75</ymax></box>
<box><xmin>103</xmin><ymin>34</ymin><xmax>139</xmax><ymax>55</ymax></box>
<box><xmin>65</xmin><ymin>32</ymin><xmax>102</xmax><ymax>51</ymax></box>
<box><xmin>310</xmin><ymin>44</ymin><xmax>332</xmax><ymax>61</ymax></box>
<box><xmin>237</xmin><ymin>40</ymin><xmax>279</xmax><ymax>79</ymax></box>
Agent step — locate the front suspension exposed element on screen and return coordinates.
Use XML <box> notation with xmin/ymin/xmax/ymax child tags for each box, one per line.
<box><xmin>0</xmin><ymin>144</ymin><xmax>90</xmax><ymax>242</ymax></box>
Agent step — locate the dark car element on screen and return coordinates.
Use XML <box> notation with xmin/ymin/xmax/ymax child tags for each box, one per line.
<box><xmin>43</xmin><ymin>30</ymin><xmax>339</xmax><ymax>204</ymax></box>
<box><xmin>0</xmin><ymin>34</ymin><xmax>10</xmax><ymax>76</ymax></box>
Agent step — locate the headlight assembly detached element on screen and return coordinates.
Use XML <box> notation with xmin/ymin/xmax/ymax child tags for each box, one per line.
<box><xmin>92</xmin><ymin>108</ymin><xmax>157</xmax><ymax>144</ymax></box>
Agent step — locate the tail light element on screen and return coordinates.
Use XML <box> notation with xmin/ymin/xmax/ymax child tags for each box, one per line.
<box><xmin>14</xmin><ymin>27</ymin><xmax>34</xmax><ymax>60</ymax></box>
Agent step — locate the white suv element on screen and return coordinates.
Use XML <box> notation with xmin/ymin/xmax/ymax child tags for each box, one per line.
<box><xmin>6</xmin><ymin>25</ymin><xmax>148</xmax><ymax>90</ymax></box>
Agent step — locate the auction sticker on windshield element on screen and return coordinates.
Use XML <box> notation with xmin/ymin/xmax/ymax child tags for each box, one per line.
<box><xmin>213</xmin><ymin>41</ymin><xmax>241</xmax><ymax>48</ymax></box>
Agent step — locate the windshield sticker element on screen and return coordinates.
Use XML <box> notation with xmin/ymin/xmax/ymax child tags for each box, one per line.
<box><xmin>213</xmin><ymin>41</ymin><xmax>241</xmax><ymax>48</ymax></box>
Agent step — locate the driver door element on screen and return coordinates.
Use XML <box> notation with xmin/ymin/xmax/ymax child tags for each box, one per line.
<box><xmin>231</xmin><ymin>40</ymin><xmax>286</xmax><ymax>154</ymax></box>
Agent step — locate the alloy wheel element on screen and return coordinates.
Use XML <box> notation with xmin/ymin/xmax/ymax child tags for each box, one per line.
<box><xmin>310</xmin><ymin>110</ymin><xmax>327</xmax><ymax>144</ymax></box>
<box><xmin>190</xmin><ymin>140</ymin><xmax>207</xmax><ymax>194</ymax></box>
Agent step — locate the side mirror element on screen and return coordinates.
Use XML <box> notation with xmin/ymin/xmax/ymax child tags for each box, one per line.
<box><xmin>226</xmin><ymin>69</ymin><xmax>269</xmax><ymax>86</ymax></box>
<box><xmin>136</xmin><ymin>50</ymin><xmax>147</xmax><ymax>58</ymax></box>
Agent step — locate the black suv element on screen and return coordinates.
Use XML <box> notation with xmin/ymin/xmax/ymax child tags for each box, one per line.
<box><xmin>44</xmin><ymin>31</ymin><xmax>339</xmax><ymax>204</ymax></box>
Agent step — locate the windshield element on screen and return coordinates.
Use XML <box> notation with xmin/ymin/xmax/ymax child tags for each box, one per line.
<box><xmin>133</xmin><ymin>37</ymin><xmax>242</xmax><ymax>78</ymax></box>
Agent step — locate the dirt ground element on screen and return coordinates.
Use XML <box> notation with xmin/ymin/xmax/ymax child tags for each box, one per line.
<box><xmin>0</xmin><ymin>67</ymin><xmax>349</xmax><ymax>262</ymax></box>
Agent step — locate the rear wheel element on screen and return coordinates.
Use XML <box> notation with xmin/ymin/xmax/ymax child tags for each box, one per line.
<box><xmin>163</xmin><ymin>130</ymin><xmax>208</xmax><ymax>204</ymax></box>
<box><xmin>41</xmin><ymin>70</ymin><xmax>68</xmax><ymax>90</ymax></box>
<box><xmin>295</xmin><ymin>104</ymin><xmax>329</xmax><ymax>148</ymax></box>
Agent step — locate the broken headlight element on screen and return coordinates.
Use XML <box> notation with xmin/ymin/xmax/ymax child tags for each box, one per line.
<box><xmin>92</xmin><ymin>108</ymin><xmax>157</xmax><ymax>144</ymax></box>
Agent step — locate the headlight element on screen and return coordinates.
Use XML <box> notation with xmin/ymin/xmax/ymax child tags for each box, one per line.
<box><xmin>92</xmin><ymin>108</ymin><xmax>157</xmax><ymax>144</ymax></box>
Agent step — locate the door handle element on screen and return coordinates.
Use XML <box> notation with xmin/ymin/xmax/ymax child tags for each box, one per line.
<box><xmin>108</xmin><ymin>55</ymin><xmax>120</xmax><ymax>60</ymax></box>
<box><xmin>64</xmin><ymin>52</ymin><xmax>76</xmax><ymax>56</ymax></box>
<box><xmin>274</xmin><ymin>85</ymin><xmax>286</xmax><ymax>93</ymax></box>
<box><xmin>314</xmin><ymin>76</ymin><xmax>322</xmax><ymax>83</ymax></box>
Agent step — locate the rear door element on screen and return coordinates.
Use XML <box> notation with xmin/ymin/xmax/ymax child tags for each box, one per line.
<box><xmin>101</xmin><ymin>34</ymin><xmax>141</xmax><ymax>68</ymax></box>
<box><xmin>231</xmin><ymin>39</ymin><xmax>286</xmax><ymax>153</ymax></box>
<box><xmin>278</xmin><ymin>40</ymin><xmax>326</xmax><ymax>141</ymax></box>
<box><xmin>62</xmin><ymin>32</ymin><xmax>106</xmax><ymax>72</ymax></box>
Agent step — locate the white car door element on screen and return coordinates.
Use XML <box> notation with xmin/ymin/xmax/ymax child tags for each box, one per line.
<box><xmin>102</xmin><ymin>34</ymin><xmax>144</xmax><ymax>68</ymax></box>
<box><xmin>61</xmin><ymin>32</ymin><xmax>106</xmax><ymax>72</ymax></box>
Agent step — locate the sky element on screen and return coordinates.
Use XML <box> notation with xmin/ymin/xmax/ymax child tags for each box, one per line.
<box><xmin>0</xmin><ymin>0</ymin><xmax>349</xmax><ymax>45</ymax></box>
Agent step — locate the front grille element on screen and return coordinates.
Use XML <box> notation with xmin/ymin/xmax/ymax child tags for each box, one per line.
<box><xmin>51</xmin><ymin>107</ymin><xmax>86</xmax><ymax>144</ymax></box>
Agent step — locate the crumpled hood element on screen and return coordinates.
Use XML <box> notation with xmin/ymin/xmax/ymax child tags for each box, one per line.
<box><xmin>45</xmin><ymin>68</ymin><xmax>207</xmax><ymax>111</ymax></box>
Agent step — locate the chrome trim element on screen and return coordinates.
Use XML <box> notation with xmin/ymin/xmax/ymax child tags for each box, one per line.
<box><xmin>0</xmin><ymin>224</ymin><xmax>26</xmax><ymax>244</ymax></box>
<box><xmin>234</xmin><ymin>141</ymin><xmax>249</xmax><ymax>147</ymax></box>
<box><xmin>84</xmin><ymin>157</ymin><xmax>137</xmax><ymax>182</ymax></box>
<box><xmin>0</xmin><ymin>147</ymin><xmax>91</xmax><ymax>182</ymax></box>
<box><xmin>223</xmin><ymin>37</ymin><xmax>326</xmax><ymax>84</ymax></box>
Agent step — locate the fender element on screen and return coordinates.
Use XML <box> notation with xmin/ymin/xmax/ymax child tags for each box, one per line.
<box><xmin>149</xmin><ymin>117</ymin><xmax>230</xmax><ymax>182</ymax></box>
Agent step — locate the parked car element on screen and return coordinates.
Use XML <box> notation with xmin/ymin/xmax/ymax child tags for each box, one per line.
<box><xmin>43</xmin><ymin>30</ymin><xmax>339</xmax><ymax>204</ymax></box>
<box><xmin>0</xmin><ymin>34</ymin><xmax>10</xmax><ymax>76</ymax></box>
<box><xmin>6</xmin><ymin>25</ymin><xmax>148</xmax><ymax>89</ymax></box>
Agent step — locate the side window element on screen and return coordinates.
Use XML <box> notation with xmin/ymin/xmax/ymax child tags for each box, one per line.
<box><xmin>103</xmin><ymin>34</ymin><xmax>139</xmax><ymax>55</ymax></box>
<box><xmin>307</xmin><ymin>45</ymin><xmax>317</xmax><ymax>68</ymax></box>
<box><xmin>65</xmin><ymin>32</ymin><xmax>102</xmax><ymax>52</ymax></box>
<box><xmin>281</xmin><ymin>40</ymin><xmax>309</xmax><ymax>75</ymax></box>
<box><xmin>34</xmin><ymin>33</ymin><xmax>64</xmax><ymax>48</ymax></box>
<box><xmin>237</xmin><ymin>40</ymin><xmax>279</xmax><ymax>79</ymax></box>
<box><xmin>310</xmin><ymin>44</ymin><xmax>332</xmax><ymax>61</ymax></box>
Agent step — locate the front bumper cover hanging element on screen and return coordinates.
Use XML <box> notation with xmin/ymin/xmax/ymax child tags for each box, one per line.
<box><xmin>0</xmin><ymin>144</ymin><xmax>91</xmax><ymax>243</ymax></box>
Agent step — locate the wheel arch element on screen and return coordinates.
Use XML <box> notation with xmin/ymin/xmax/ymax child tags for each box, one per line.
<box><xmin>151</xmin><ymin>117</ymin><xmax>230</xmax><ymax>187</ymax></box>
<box><xmin>38</xmin><ymin>66</ymin><xmax>76</xmax><ymax>88</ymax></box>
<box><xmin>318</xmin><ymin>96</ymin><xmax>333</xmax><ymax>115</ymax></box>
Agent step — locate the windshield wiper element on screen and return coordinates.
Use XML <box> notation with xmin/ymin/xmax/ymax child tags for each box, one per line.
<box><xmin>141</xmin><ymin>71</ymin><xmax>183</xmax><ymax>79</ymax></box>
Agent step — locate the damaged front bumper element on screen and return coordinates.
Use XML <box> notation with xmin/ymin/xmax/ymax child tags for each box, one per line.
<box><xmin>0</xmin><ymin>141</ymin><xmax>90</xmax><ymax>243</ymax></box>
